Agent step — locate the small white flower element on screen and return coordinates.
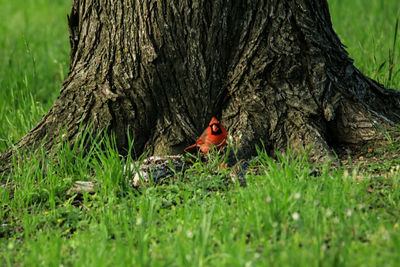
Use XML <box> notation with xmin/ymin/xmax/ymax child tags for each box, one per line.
<box><xmin>292</xmin><ymin>212</ymin><xmax>300</xmax><ymax>221</ymax></box>
<box><xmin>294</xmin><ymin>193</ymin><xmax>301</xmax><ymax>199</ymax></box>
<box><xmin>266</xmin><ymin>196</ymin><xmax>272</xmax><ymax>203</ymax></box>
<box><xmin>136</xmin><ymin>217</ymin><xmax>143</xmax><ymax>225</ymax></box>
<box><xmin>186</xmin><ymin>230</ymin><xmax>193</xmax><ymax>238</ymax></box>
<box><xmin>326</xmin><ymin>209</ymin><xmax>333</xmax><ymax>217</ymax></box>
<box><xmin>346</xmin><ymin>209</ymin><xmax>352</xmax><ymax>217</ymax></box>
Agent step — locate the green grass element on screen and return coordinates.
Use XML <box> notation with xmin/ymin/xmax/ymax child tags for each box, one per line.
<box><xmin>0</xmin><ymin>0</ymin><xmax>70</xmax><ymax>151</ymax></box>
<box><xmin>329</xmin><ymin>0</ymin><xmax>400</xmax><ymax>88</ymax></box>
<box><xmin>1</xmin><ymin>135</ymin><xmax>400</xmax><ymax>266</ymax></box>
<box><xmin>1</xmin><ymin>0</ymin><xmax>400</xmax><ymax>266</ymax></box>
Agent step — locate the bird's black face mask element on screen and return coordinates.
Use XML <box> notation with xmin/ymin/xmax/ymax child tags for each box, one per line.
<box><xmin>210</xmin><ymin>123</ymin><xmax>222</xmax><ymax>135</ymax></box>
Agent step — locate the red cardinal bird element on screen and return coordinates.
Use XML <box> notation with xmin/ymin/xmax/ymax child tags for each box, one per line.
<box><xmin>185</xmin><ymin>117</ymin><xmax>228</xmax><ymax>154</ymax></box>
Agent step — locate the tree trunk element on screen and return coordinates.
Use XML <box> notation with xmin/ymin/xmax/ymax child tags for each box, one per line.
<box><xmin>1</xmin><ymin>0</ymin><xmax>399</xmax><ymax>172</ymax></box>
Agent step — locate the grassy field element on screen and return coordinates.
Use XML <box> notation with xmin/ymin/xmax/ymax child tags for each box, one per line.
<box><xmin>1</xmin><ymin>0</ymin><xmax>400</xmax><ymax>266</ymax></box>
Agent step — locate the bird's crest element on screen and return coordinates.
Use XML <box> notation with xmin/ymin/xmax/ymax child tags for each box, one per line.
<box><xmin>209</xmin><ymin>117</ymin><xmax>220</xmax><ymax>126</ymax></box>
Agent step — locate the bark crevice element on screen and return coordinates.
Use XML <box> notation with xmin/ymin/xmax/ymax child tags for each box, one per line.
<box><xmin>1</xmin><ymin>0</ymin><xmax>399</xmax><ymax>173</ymax></box>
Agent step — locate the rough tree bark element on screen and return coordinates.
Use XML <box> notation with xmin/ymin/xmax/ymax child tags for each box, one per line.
<box><xmin>1</xmin><ymin>0</ymin><xmax>400</xmax><ymax>172</ymax></box>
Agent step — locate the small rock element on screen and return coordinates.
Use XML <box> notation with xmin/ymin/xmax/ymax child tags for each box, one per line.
<box><xmin>125</xmin><ymin>155</ymin><xmax>187</xmax><ymax>187</ymax></box>
<box><xmin>67</xmin><ymin>181</ymin><xmax>99</xmax><ymax>195</ymax></box>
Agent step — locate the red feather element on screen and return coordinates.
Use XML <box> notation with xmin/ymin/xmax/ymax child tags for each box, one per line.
<box><xmin>185</xmin><ymin>117</ymin><xmax>228</xmax><ymax>154</ymax></box>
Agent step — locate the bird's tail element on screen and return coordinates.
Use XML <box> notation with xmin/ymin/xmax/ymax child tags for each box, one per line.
<box><xmin>184</xmin><ymin>144</ymin><xmax>198</xmax><ymax>151</ymax></box>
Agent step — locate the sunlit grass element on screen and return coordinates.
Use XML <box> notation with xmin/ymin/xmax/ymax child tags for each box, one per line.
<box><xmin>0</xmin><ymin>0</ymin><xmax>70</xmax><ymax>151</ymax></box>
<box><xmin>1</xmin><ymin>132</ymin><xmax>399</xmax><ymax>266</ymax></box>
<box><xmin>329</xmin><ymin>0</ymin><xmax>400</xmax><ymax>88</ymax></box>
